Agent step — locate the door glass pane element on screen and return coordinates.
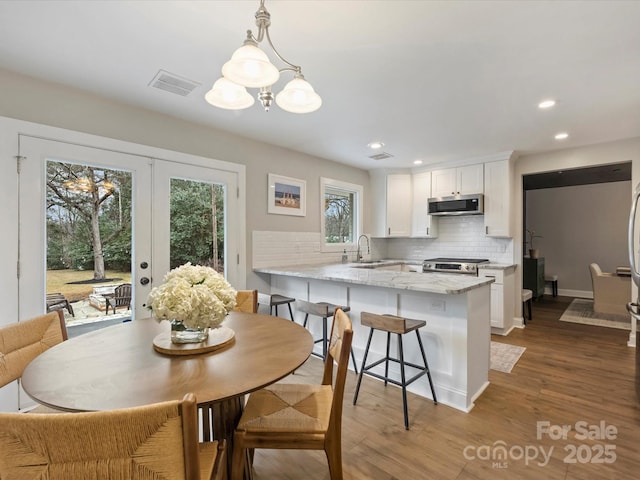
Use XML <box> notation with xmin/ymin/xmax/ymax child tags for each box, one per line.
<box><xmin>170</xmin><ymin>178</ymin><xmax>226</xmax><ymax>274</ymax></box>
<box><xmin>46</xmin><ymin>160</ymin><xmax>132</xmax><ymax>336</ymax></box>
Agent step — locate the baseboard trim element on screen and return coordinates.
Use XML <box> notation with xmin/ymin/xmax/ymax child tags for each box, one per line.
<box><xmin>544</xmin><ymin>287</ymin><xmax>592</xmax><ymax>298</ymax></box>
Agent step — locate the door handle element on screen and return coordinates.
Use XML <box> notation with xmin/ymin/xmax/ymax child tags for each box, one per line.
<box><xmin>628</xmin><ymin>184</ymin><xmax>640</xmax><ymax>286</ymax></box>
<box><xmin>140</xmin><ymin>277</ymin><xmax>150</xmax><ymax>286</ymax></box>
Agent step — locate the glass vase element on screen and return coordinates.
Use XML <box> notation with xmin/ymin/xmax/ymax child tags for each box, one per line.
<box><xmin>170</xmin><ymin>319</ymin><xmax>209</xmax><ymax>344</ymax></box>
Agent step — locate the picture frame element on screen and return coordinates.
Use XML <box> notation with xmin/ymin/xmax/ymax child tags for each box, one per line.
<box><xmin>268</xmin><ymin>173</ymin><xmax>306</xmax><ymax>216</ymax></box>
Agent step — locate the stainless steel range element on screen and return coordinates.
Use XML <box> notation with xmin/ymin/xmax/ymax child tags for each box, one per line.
<box><xmin>422</xmin><ymin>257</ymin><xmax>490</xmax><ymax>275</ymax></box>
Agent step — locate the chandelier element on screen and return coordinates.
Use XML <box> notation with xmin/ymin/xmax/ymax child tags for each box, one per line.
<box><xmin>205</xmin><ymin>0</ymin><xmax>322</xmax><ymax>113</ymax></box>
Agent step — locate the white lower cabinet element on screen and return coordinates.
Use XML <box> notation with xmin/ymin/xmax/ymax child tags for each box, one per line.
<box><xmin>478</xmin><ymin>266</ymin><xmax>515</xmax><ymax>331</ymax></box>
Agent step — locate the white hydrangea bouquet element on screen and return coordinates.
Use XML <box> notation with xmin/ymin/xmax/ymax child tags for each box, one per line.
<box><xmin>147</xmin><ymin>263</ymin><xmax>237</xmax><ymax>329</ymax></box>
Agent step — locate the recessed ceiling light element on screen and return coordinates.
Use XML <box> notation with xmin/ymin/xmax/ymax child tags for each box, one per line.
<box><xmin>368</xmin><ymin>141</ymin><xmax>384</xmax><ymax>149</ymax></box>
<box><xmin>538</xmin><ymin>99</ymin><xmax>556</xmax><ymax>109</ymax></box>
<box><xmin>555</xmin><ymin>132</ymin><xmax>569</xmax><ymax>140</ymax></box>
<box><xmin>413</xmin><ymin>160</ymin><xmax>423</xmax><ymax>165</ymax></box>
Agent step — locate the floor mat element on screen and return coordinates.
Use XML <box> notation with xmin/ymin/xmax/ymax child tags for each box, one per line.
<box><xmin>559</xmin><ymin>298</ymin><xmax>631</xmax><ymax>330</ymax></box>
<box><xmin>490</xmin><ymin>341</ymin><xmax>526</xmax><ymax>373</ymax></box>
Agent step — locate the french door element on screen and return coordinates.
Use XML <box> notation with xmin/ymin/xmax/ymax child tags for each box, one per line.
<box><xmin>18</xmin><ymin>135</ymin><xmax>241</xmax><ymax>325</ymax></box>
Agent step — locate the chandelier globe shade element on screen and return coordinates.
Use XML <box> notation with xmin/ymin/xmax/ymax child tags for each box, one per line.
<box><xmin>221</xmin><ymin>42</ymin><xmax>280</xmax><ymax>89</ymax></box>
<box><xmin>275</xmin><ymin>76</ymin><xmax>322</xmax><ymax>113</ymax></box>
<box><xmin>205</xmin><ymin>77</ymin><xmax>255</xmax><ymax>110</ymax></box>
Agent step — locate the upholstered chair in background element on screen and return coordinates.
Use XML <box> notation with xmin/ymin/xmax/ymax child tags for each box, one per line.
<box><xmin>589</xmin><ymin>263</ymin><xmax>631</xmax><ymax>317</ymax></box>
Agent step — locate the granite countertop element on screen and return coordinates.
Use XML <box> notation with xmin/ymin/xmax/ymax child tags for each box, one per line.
<box><xmin>479</xmin><ymin>262</ymin><xmax>517</xmax><ymax>271</ymax></box>
<box><xmin>254</xmin><ymin>261</ymin><xmax>494</xmax><ymax>295</ymax></box>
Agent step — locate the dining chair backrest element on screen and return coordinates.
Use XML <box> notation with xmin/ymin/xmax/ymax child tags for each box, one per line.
<box><xmin>230</xmin><ymin>307</ymin><xmax>353</xmax><ymax>479</ymax></box>
<box><xmin>0</xmin><ymin>310</ymin><xmax>67</xmax><ymax>388</ymax></box>
<box><xmin>323</xmin><ymin>307</ymin><xmax>353</xmax><ymax>434</ymax></box>
<box><xmin>0</xmin><ymin>393</ymin><xmax>226</xmax><ymax>480</ymax></box>
<box><xmin>233</xmin><ymin>289</ymin><xmax>258</xmax><ymax>313</ymax></box>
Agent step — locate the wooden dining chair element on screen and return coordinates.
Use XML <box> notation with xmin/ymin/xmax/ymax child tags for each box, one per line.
<box><xmin>231</xmin><ymin>308</ymin><xmax>353</xmax><ymax>480</ymax></box>
<box><xmin>0</xmin><ymin>310</ymin><xmax>67</xmax><ymax>391</ymax></box>
<box><xmin>0</xmin><ymin>393</ymin><xmax>226</xmax><ymax>480</ymax></box>
<box><xmin>233</xmin><ymin>289</ymin><xmax>258</xmax><ymax>313</ymax></box>
<box><xmin>199</xmin><ymin>289</ymin><xmax>257</xmax><ymax>442</ymax></box>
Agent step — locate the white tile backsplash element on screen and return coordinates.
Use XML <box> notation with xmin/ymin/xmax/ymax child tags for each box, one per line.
<box><xmin>253</xmin><ymin>231</ymin><xmax>345</xmax><ymax>268</ymax></box>
<box><xmin>253</xmin><ymin>216</ymin><xmax>513</xmax><ymax>269</ymax></box>
<box><xmin>385</xmin><ymin>216</ymin><xmax>513</xmax><ymax>263</ymax></box>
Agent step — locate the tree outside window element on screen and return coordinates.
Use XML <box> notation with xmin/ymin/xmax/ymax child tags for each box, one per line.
<box><xmin>321</xmin><ymin>178</ymin><xmax>363</xmax><ymax>249</ymax></box>
<box><xmin>325</xmin><ymin>188</ymin><xmax>354</xmax><ymax>243</ymax></box>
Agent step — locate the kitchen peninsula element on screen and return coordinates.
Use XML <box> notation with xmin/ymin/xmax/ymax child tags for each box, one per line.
<box><xmin>254</xmin><ymin>261</ymin><xmax>494</xmax><ymax>412</ymax></box>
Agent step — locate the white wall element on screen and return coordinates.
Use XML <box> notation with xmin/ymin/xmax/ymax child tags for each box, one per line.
<box><xmin>0</xmin><ymin>68</ymin><xmax>371</xmax><ymax>294</ymax></box>
<box><xmin>526</xmin><ymin>181</ymin><xmax>631</xmax><ymax>295</ymax></box>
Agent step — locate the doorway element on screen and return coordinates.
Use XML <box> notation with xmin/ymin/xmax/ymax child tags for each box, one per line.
<box><xmin>522</xmin><ymin>162</ymin><xmax>631</xmax><ymax>307</ymax></box>
<box><xmin>18</xmin><ymin>135</ymin><xmax>241</xmax><ymax>332</ymax></box>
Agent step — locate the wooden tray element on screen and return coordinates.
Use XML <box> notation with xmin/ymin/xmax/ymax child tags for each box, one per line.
<box><xmin>152</xmin><ymin>326</ymin><xmax>235</xmax><ymax>356</ymax></box>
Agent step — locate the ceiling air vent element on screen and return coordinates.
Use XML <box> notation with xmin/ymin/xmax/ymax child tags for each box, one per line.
<box><xmin>368</xmin><ymin>152</ymin><xmax>394</xmax><ymax>161</ymax></box>
<box><xmin>149</xmin><ymin>70</ymin><xmax>201</xmax><ymax>96</ymax></box>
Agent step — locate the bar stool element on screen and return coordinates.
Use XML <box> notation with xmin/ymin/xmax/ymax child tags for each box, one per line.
<box><xmin>296</xmin><ymin>299</ymin><xmax>358</xmax><ymax>373</ymax></box>
<box><xmin>258</xmin><ymin>292</ymin><xmax>295</xmax><ymax>320</ymax></box>
<box><xmin>353</xmin><ymin>312</ymin><xmax>437</xmax><ymax>430</ymax></box>
<box><xmin>545</xmin><ymin>274</ymin><xmax>558</xmax><ymax>297</ymax></box>
<box><xmin>522</xmin><ymin>289</ymin><xmax>533</xmax><ymax>324</ymax></box>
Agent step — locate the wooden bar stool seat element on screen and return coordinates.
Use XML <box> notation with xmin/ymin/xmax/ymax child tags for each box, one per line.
<box><xmin>353</xmin><ymin>312</ymin><xmax>437</xmax><ymax>430</ymax></box>
<box><xmin>296</xmin><ymin>299</ymin><xmax>358</xmax><ymax>373</ymax></box>
<box><xmin>258</xmin><ymin>292</ymin><xmax>295</xmax><ymax>320</ymax></box>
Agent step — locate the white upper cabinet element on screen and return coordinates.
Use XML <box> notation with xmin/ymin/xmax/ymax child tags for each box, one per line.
<box><xmin>431</xmin><ymin>164</ymin><xmax>484</xmax><ymax>197</ymax></box>
<box><xmin>385</xmin><ymin>174</ymin><xmax>412</xmax><ymax>237</ymax></box>
<box><xmin>411</xmin><ymin>171</ymin><xmax>438</xmax><ymax>237</ymax></box>
<box><xmin>483</xmin><ymin>159</ymin><xmax>511</xmax><ymax>237</ymax></box>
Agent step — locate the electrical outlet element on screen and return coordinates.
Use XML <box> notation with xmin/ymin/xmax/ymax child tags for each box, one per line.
<box><xmin>430</xmin><ymin>299</ymin><xmax>446</xmax><ymax>312</ymax></box>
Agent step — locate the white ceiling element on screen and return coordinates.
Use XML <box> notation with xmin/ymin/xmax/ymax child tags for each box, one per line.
<box><xmin>1</xmin><ymin>0</ymin><xmax>639</xmax><ymax>170</ymax></box>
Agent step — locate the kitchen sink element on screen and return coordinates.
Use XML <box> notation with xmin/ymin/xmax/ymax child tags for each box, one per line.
<box><xmin>351</xmin><ymin>262</ymin><xmax>422</xmax><ymax>272</ymax></box>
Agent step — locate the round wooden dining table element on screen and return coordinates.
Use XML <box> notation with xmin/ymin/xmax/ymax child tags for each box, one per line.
<box><xmin>22</xmin><ymin>312</ymin><xmax>313</xmax><ymax>473</ymax></box>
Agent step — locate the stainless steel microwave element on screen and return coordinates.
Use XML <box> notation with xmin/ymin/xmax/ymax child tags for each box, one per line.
<box><xmin>428</xmin><ymin>193</ymin><xmax>484</xmax><ymax>216</ymax></box>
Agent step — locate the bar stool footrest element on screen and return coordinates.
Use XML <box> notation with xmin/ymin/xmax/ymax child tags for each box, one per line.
<box><xmin>361</xmin><ymin>357</ymin><xmax>429</xmax><ymax>388</ymax></box>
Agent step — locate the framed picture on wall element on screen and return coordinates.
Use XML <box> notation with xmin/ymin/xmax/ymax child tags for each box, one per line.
<box><xmin>268</xmin><ymin>173</ymin><xmax>306</xmax><ymax>216</ymax></box>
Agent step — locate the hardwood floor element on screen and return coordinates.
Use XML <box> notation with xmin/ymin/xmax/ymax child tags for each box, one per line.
<box><xmin>248</xmin><ymin>295</ymin><xmax>640</xmax><ymax>479</ymax></box>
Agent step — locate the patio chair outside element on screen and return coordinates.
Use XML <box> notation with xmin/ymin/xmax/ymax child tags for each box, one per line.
<box><xmin>107</xmin><ymin>283</ymin><xmax>132</xmax><ymax>314</ymax></box>
<box><xmin>46</xmin><ymin>293</ymin><xmax>75</xmax><ymax>317</ymax></box>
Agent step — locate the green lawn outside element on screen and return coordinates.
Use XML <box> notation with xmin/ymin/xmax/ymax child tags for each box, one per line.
<box><xmin>47</xmin><ymin>270</ymin><xmax>132</xmax><ymax>303</ymax></box>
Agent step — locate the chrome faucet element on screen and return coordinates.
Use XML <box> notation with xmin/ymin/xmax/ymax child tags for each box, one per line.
<box><xmin>356</xmin><ymin>234</ymin><xmax>370</xmax><ymax>262</ymax></box>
